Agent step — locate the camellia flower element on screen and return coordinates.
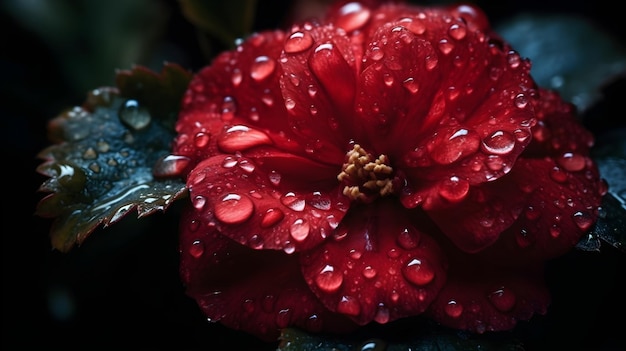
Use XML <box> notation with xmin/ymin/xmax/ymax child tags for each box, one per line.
<box><xmin>167</xmin><ymin>0</ymin><xmax>606</xmax><ymax>342</ymax></box>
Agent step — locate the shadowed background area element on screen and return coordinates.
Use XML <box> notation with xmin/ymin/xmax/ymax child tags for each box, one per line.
<box><xmin>2</xmin><ymin>0</ymin><xmax>624</xmax><ymax>349</ymax></box>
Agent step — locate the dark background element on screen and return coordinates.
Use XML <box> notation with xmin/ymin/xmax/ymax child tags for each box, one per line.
<box><xmin>2</xmin><ymin>0</ymin><xmax>625</xmax><ymax>350</ymax></box>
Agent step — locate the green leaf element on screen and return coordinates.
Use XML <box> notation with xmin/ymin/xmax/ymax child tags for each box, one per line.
<box><xmin>35</xmin><ymin>63</ymin><xmax>192</xmax><ymax>253</ymax></box>
<box><xmin>277</xmin><ymin>325</ymin><xmax>526</xmax><ymax>351</ymax></box>
<box><xmin>496</xmin><ymin>14</ymin><xmax>626</xmax><ymax>113</ymax></box>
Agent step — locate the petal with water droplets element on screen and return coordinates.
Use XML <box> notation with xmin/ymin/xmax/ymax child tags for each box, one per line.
<box><xmin>179</xmin><ymin>208</ymin><xmax>358</xmax><ymax>341</ymax></box>
<box><xmin>300</xmin><ymin>200</ymin><xmax>447</xmax><ymax>325</ymax></box>
<box><xmin>186</xmin><ymin>154</ymin><xmax>349</xmax><ymax>252</ymax></box>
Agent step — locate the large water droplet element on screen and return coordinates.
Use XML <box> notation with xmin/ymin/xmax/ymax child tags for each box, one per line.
<box><xmin>438</xmin><ymin>176</ymin><xmax>470</xmax><ymax>202</ymax></box>
<box><xmin>572</xmin><ymin>211</ymin><xmax>594</xmax><ymax>231</ymax></box>
<box><xmin>214</xmin><ymin>193</ymin><xmax>255</xmax><ymax>224</ymax></box>
<box><xmin>402</xmin><ymin>77</ymin><xmax>419</xmax><ymax>93</ymax></box>
<box><xmin>285</xmin><ymin>31</ymin><xmax>314</xmax><ymax>54</ymax></box>
<box><xmin>557</xmin><ymin>152</ymin><xmax>586</xmax><ymax>172</ymax></box>
<box><xmin>290</xmin><ymin>218</ymin><xmax>310</xmax><ymax>241</ymax></box>
<box><xmin>315</xmin><ymin>264</ymin><xmax>343</xmax><ymax>292</ymax></box>
<box><xmin>336</xmin><ymin>2</ymin><xmax>371</xmax><ymax>32</ymax></box>
<box><xmin>217</xmin><ymin>125</ymin><xmax>272</xmax><ymax>153</ymax></box>
<box><xmin>374</xmin><ymin>304</ymin><xmax>390</xmax><ymax>324</ymax></box>
<box><xmin>438</xmin><ymin>38</ymin><xmax>454</xmax><ymax>54</ymax></box>
<box><xmin>402</xmin><ymin>258</ymin><xmax>435</xmax><ymax>286</ymax></box>
<box><xmin>250</xmin><ymin>56</ymin><xmax>276</xmax><ymax>81</ymax></box>
<box><xmin>281</xmin><ymin>192</ymin><xmax>306</xmax><ymax>211</ymax></box>
<box><xmin>482</xmin><ymin>130</ymin><xmax>515</xmax><ymax>155</ymax></box>
<box><xmin>448</xmin><ymin>23</ymin><xmax>467</xmax><ymax>40</ymax></box>
<box><xmin>192</xmin><ymin>195</ymin><xmax>207</xmax><ymax>210</ymax></box>
<box><xmin>362</xmin><ymin>266</ymin><xmax>377</xmax><ymax>279</ymax></box>
<box><xmin>119</xmin><ymin>99</ymin><xmax>151</xmax><ymax>130</ymax></box>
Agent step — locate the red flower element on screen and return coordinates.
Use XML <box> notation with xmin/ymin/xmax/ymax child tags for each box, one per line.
<box><xmin>171</xmin><ymin>0</ymin><xmax>606</xmax><ymax>341</ymax></box>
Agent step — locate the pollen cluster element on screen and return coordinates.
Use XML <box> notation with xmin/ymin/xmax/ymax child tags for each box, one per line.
<box><xmin>337</xmin><ymin>144</ymin><xmax>394</xmax><ymax>201</ymax></box>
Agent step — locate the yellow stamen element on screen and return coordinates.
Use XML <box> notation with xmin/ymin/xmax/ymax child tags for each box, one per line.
<box><xmin>338</xmin><ymin>144</ymin><xmax>395</xmax><ymax>201</ymax></box>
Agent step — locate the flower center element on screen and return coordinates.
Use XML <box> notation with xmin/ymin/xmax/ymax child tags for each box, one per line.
<box><xmin>337</xmin><ymin>144</ymin><xmax>395</xmax><ymax>202</ymax></box>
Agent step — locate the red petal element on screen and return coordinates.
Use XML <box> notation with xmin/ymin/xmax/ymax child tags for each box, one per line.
<box><xmin>426</xmin><ymin>256</ymin><xmax>550</xmax><ymax>333</ymax></box>
<box><xmin>300</xmin><ymin>200</ymin><xmax>447</xmax><ymax>325</ymax></box>
<box><xmin>179</xmin><ymin>207</ymin><xmax>357</xmax><ymax>341</ymax></box>
<box><xmin>480</xmin><ymin>158</ymin><xmax>603</xmax><ymax>263</ymax></box>
<box><xmin>187</xmin><ymin>154</ymin><xmax>350</xmax><ymax>252</ymax></box>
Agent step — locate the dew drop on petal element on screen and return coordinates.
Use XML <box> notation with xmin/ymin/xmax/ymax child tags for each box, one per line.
<box><xmin>402</xmin><ymin>77</ymin><xmax>419</xmax><ymax>93</ymax></box>
<box><xmin>549</xmin><ymin>166</ymin><xmax>568</xmax><ymax>183</ymax></box>
<box><xmin>315</xmin><ymin>265</ymin><xmax>343</xmax><ymax>292</ymax></box>
<box><xmin>515</xmin><ymin>229</ymin><xmax>533</xmax><ymax>248</ymax></box>
<box><xmin>549</xmin><ymin>225</ymin><xmax>561</xmax><ymax>238</ymax></box>
<box><xmin>397</xmin><ymin>227</ymin><xmax>420</xmax><ymax>250</ymax></box>
<box><xmin>336</xmin><ymin>2</ymin><xmax>371</xmax><ymax>32</ymax></box>
<box><xmin>189</xmin><ymin>240</ymin><xmax>205</xmax><ymax>258</ymax></box>
<box><xmin>445</xmin><ymin>300</ymin><xmax>463</xmax><ymax>318</ymax></box>
<box><xmin>217</xmin><ymin>125</ymin><xmax>273</xmax><ymax>153</ymax></box>
<box><xmin>248</xmin><ymin>234</ymin><xmax>265</xmax><ymax>249</ymax></box>
<box><xmin>260</xmin><ymin>208</ymin><xmax>285</xmax><ymax>228</ymax></box>
<box><xmin>281</xmin><ymin>192</ymin><xmax>306</xmax><ymax>211</ymax></box>
<box><xmin>290</xmin><ymin>218</ymin><xmax>310</xmax><ymax>241</ymax></box>
<box><xmin>374</xmin><ymin>304</ymin><xmax>390</xmax><ymax>324</ymax></box>
<box><xmin>514</xmin><ymin>93</ymin><xmax>528</xmax><ymax>109</ymax></box>
<box><xmin>438</xmin><ymin>176</ymin><xmax>470</xmax><ymax>202</ymax></box>
<box><xmin>222</xmin><ymin>156</ymin><xmax>238</xmax><ymax>168</ymax></box>
<box><xmin>557</xmin><ymin>152</ymin><xmax>586</xmax><ymax>172</ymax></box>
<box><xmin>192</xmin><ymin>195</ymin><xmax>207</xmax><ymax>210</ymax></box>
<box><xmin>221</xmin><ymin>96</ymin><xmax>237</xmax><ymax>122</ymax></box>
<box><xmin>285</xmin><ymin>31</ymin><xmax>314</xmax><ymax>54</ymax></box>
<box><xmin>482</xmin><ymin>130</ymin><xmax>515</xmax><ymax>155</ymax></box>
<box><xmin>438</xmin><ymin>38</ymin><xmax>454</xmax><ymax>54</ymax></box>
<box><xmin>276</xmin><ymin>308</ymin><xmax>293</xmax><ymax>328</ymax></box>
<box><xmin>402</xmin><ymin>258</ymin><xmax>435</xmax><ymax>286</ymax></box>
<box><xmin>231</xmin><ymin>68</ymin><xmax>243</xmax><ymax>86</ymax></box>
<box><xmin>242</xmin><ymin>299</ymin><xmax>255</xmax><ymax>314</ymax></box>
<box><xmin>362</xmin><ymin>266</ymin><xmax>377</xmax><ymax>279</ymax></box>
<box><xmin>488</xmin><ymin>287</ymin><xmax>516</xmax><ymax>312</ymax></box>
<box><xmin>572</xmin><ymin>211</ymin><xmax>594</xmax><ymax>231</ymax></box>
<box><xmin>214</xmin><ymin>193</ymin><xmax>255</xmax><ymax>224</ymax></box>
<box><xmin>448</xmin><ymin>23</ymin><xmax>467</xmax><ymax>40</ymax></box>
<box><xmin>337</xmin><ymin>295</ymin><xmax>360</xmax><ymax>316</ymax></box>
<box><xmin>194</xmin><ymin>132</ymin><xmax>210</xmax><ymax>148</ymax></box>
<box><xmin>425</xmin><ymin>55</ymin><xmax>439</xmax><ymax>70</ymax></box>
<box><xmin>250</xmin><ymin>56</ymin><xmax>276</xmax><ymax>81</ymax></box>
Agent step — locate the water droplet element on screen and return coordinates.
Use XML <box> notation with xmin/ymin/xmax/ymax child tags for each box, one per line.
<box><xmin>315</xmin><ymin>265</ymin><xmax>343</xmax><ymax>292</ymax></box>
<box><xmin>549</xmin><ymin>166</ymin><xmax>568</xmax><ymax>183</ymax></box>
<box><xmin>192</xmin><ymin>195</ymin><xmax>207</xmax><ymax>210</ymax></box>
<box><xmin>290</xmin><ymin>218</ymin><xmax>310</xmax><ymax>241</ymax></box>
<box><xmin>557</xmin><ymin>152</ymin><xmax>586</xmax><ymax>172</ymax></box>
<box><xmin>438</xmin><ymin>176</ymin><xmax>470</xmax><ymax>202</ymax></box>
<box><xmin>189</xmin><ymin>240</ymin><xmax>204</xmax><ymax>258</ymax></box>
<box><xmin>231</xmin><ymin>68</ymin><xmax>242</xmax><ymax>86</ymax></box>
<box><xmin>222</xmin><ymin>156</ymin><xmax>238</xmax><ymax>168</ymax></box>
<box><xmin>482</xmin><ymin>130</ymin><xmax>515</xmax><ymax>155</ymax></box>
<box><xmin>285</xmin><ymin>31</ymin><xmax>314</xmax><ymax>54</ymax></box>
<box><xmin>194</xmin><ymin>132</ymin><xmax>210</xmax><ymax>148</ymax></box>
<box><xmin>361</xmin><ymin>266</ymin><xmax>377</xmax><ymax>279</ymax></box>
<box><xmin>524</xmin><ymin>206</ymin><xmax>541</xmax><ymax>221</ymax></box>
<box><xmin>549</xmin><ymin>225</ymin><xmax>561</xmax><ymax>238</ymax></box>
<box><xmin>250</xmin><ymin>56</ymin><xmax>276</xmax><ymax>81</ymax></box>
<box><xmin>572</xmin><ymin>211</ymin><xmax>594</xmax><ymax>231</ymax></box>
<box><xmin>515</xmin><ymin>228</ymin><xmax>533</xmax><ymax>248</ymax></box>
<box><xmin>397</xmin><ymin>227</ymin><xmax>421</xmax><ymax>249</ymax></box>
<box><xmin>438</xmin><ymin>38</ymin><xmax>454</xmax><ymax>54</ymax></box>
<box><xmin>488</xmin><ymin>287</ymin><xmax>516</xmax><ymax>312</ymax></box>
<box><xmin>374</xmin><ymin>304</ymin><xmax>390</xmax><ymax>323</ymax></box>
<box><xmin>425</xmin><ymin>55</ymin><xmax>439</xmax><ymax>70</ymax></box>
<box><xmin>248</xmin><ymin>234</ymin><xmax>264</xmax><ymax>249</ymax></box>
<box><xmin>119</xmin><ymin>99</ymin><xmax>151</xmax><ymax>130</ymax></box>
<box><xmin>336</xmin><ymin>2</ymin><xmax>371</xmax><ymax>32</ymax></box>
<box><xmin>358</xmin><ymin>339</ymin><xmax>387</xmax><ymax>351</ymax></box>
<box><xmin>402</xmin><ymin>77</ymin><xmax>419</xmax><ymax>93</ymax></box>
<box><xmin>399</xmin><ymin>17</ymin><xmax>426</xmax><ymax>35</ymax></box>
<box><xmin>403</xmin><ymin>258</ymin><xmax>435</xmax><ymax>286</ymax></box>
<box><xmin>448</xmin><ymin>23</ymin><xmax>467</xmax><ymax>40</ymax></box>
<box><xmin>214</xmin><ymin>193</ymin><xmax>255</xmax><ymax>224</ymax></box>
<box><xmin>445</xmin><ymin>300</ymin><xmax>463</xmax><ymax>318</ymax></box>
<box><xmin>514</xmin><ymin>93</ymin><xmax>528</xmax><ymax>109</ymax></box>
<box><xmin>276</xmin><ymin>308</ymin><xmax>292</xmax><ymax>328</ymax></box>
<box><xmin>237</xmin><ymin>159</ymin><xmax>256</xmax><ymax>173</ymax></box>
<box><xmin>281</xmin><ymin>192</ymin><xmax>306</xmax><ymax>211</ymax></box>
<box><xmin>221</xmin><ymin>96</ymin><xmax>237</xmax><ymax>121</ymax></box>
<box><xmin>369</xmin><ymin>46</ymin><xmax>384</xmax><ymax>61</ymax></box>
<box><xmin>243</xmin><ymin>299</ymin><xmax>255</xmax><ymax>314</ymax></box>
<box><xmin>260</xmin><ymin>208</ymin><xmax>285</xmax><ymax>228</ymax></box>
<box><xmin>309</xmin><ymin>192</ymin><xmax>331</xmax><ymax>210</ymax></box>
<box><xmin>153</xmin><ymin>154</ymin><xmax>190</xmax><ymax>178</ymax></box>
<box><xmin>337</xmin><ymin>295</ymin><xmax>360</xmax><ymax>316</ymax></box>
<box><xmin>217</xmin><ymin>125</ymin><xmax>272</xmax><ymax>153</ymax></box>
